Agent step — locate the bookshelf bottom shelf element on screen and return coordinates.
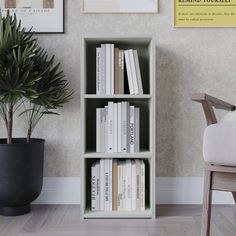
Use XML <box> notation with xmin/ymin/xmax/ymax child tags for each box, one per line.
<box><xmin>84</xmin><ymin>209</ymin><xmax>152</xmax><ymax>219</ymax></box>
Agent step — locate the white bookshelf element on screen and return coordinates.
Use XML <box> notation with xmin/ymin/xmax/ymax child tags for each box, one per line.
<box><xmin>80</xmin><ymin>36</ymin><xmax>156</xmax><ymax>219</ymax></box>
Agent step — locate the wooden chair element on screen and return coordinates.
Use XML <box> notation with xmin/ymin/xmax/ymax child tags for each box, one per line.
<box><xmin>192</xmin><ymin>93</ymin><xmax>236</xmax><ymax>236</ymax></box>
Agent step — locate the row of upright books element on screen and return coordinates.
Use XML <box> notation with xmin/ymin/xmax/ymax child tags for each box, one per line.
<box><xmin>91</xmin><ymin>159</ymin><xmax>145</xmax><ymax>212</ymax></box>
<box><xmin>96</xmin><ymin>44</ymin><xmax>144</xmax><ymax>95</ymax></box>
<box><xmin>96</xmin><ymin>101</ymin><xmax>140</xmax><ymax>153</ymax></box>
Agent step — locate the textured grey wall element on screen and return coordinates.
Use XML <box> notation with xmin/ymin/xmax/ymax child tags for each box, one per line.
<box><xmin>1</xmin><ymin>0</ymin><xmax>236</xmax><ymax>177</ymax></box>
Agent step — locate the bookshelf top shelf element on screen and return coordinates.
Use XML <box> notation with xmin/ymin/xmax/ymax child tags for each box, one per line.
<box><xmin>83</xmin><ymin>94</ymin><xmax>152</xmax><ymax>99</ymax></box>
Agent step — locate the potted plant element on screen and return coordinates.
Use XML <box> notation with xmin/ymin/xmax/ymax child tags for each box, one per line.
<box><xmin>0</xmin><ymin>13</ymin><xmax>72</xmax><ymax>216</ymax></box>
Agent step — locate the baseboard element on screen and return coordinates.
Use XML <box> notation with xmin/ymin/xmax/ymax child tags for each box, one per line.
<box><xmin>33</xmin><ymin>177</ymin><xmax>235</xmax><ymax>205</ymax></box>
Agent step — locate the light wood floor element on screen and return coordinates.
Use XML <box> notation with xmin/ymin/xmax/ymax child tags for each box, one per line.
<box><xmin>0</xmin><ymin>205</ymin><xmax>235</xmax><ymax>236</ymax></box>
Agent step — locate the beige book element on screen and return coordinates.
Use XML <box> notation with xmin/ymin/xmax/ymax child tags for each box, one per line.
<box><xmin>114</xmin><ymin>48</ymin><xmax>120</xmax><ymax>94</ymax></box>
<box><xmin>5</xmin><ymin>0</ymin><xmax>16</xmax><ymax>8</ymax></box>
<box><xmin>135</xmin><ymin>159</ymin><xmax>141</xmax><ymax>210</ymax></box>
<box><xmin>112</xmin><ymin>159</ymin><xmax>118</xmax><ymax>211</ymax></box>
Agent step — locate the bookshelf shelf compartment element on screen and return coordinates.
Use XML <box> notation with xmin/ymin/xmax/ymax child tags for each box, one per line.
<box><xmin>81</xmin><ymin>36</ymin><xmax>156</xmax><ymax>219</ymax></box>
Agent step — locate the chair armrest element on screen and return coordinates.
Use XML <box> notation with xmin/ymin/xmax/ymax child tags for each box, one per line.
<box><xmin>192</xmin><ymin>93</ymin><xmax>236</xmax><ymax>126</ymax></box>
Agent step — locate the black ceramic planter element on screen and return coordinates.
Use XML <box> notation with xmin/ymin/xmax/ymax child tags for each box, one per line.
<box><xmin>0</xmin><ymin>138</ymin><xmax>45</xmax><ymax>216</ymax></box>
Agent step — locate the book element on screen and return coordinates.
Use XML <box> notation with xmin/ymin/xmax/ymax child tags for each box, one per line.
<box><xmin>104</xmin><ymin>106</ymin><xmax>108</xmax><ymax>152</ymax></box>
<box><xmin>96</xmin><ymin>48</ymin><xmax>102</xmax><ymax>95</ymax></box>
<box><xmin>140</xmin><ymin>160</ymin><xmax>145</xmax><ymax>211</ymax></box>
<box><xmin>96</xmin><ymin>108</ymin><xmax>101</xmax><ymax>153</ymax></box>
<box><xmin>125</xmin><ymin>159</ymin><xmax>132</xmax><ymax>211</ymax></box>
<box><xmin>117</xmin><ymin>161</ymin><xmax>123</xmax><ymax>211</ymax></box>
<box><xmin>110</xmin><ymin>44</ymin><xmax>114</xmax><ymax>95</ymax></box>
<box><xmin>100</xmin><ymin>159</ymin><xmax>105</xmax><ymax>211</ymax></box>
<box><xmin>119</xmin><ymin>50</ymin><xmax>124</xmax><ymax>94</ymax></box>
<box><xmin>129</xmin><ymin>106</ymin><xmax>135</xmax><ymax>153</ymax></box>
<box><xmin>101</xmin><ymin>44</ymin><xmax>106</xmax><ymax>94</ymax></box>
<box><xmin>117</xmin><ymin>102</ymin><xmax>122</xmax><ymax>153</ymax></box>
<box><xmin>101</xmin><ymin>108</ymin><xmax>105</xmax><ymax>153</ymax></box>
<box><xmin>131</xmin><ymin>160</ymin><xmax>137</xmax><ymax>211</ymax></box>
<box><xmin>95</xmin><ymin>161</ymin><xmax>100</xmax><ymax>211</ymax></box>
<box><xmin>121</xmin><ymin>102</ymin><xmax>128</xmax><ymax>153</ymax></box>
<box><xmin>124</xmin><ymin>50</ymin><xmax>135</xmax><ymax>94</ymax></box>
<box><xmin>112</xmin><ymin>160</ymin><xmax>118</xmax><ymax>211</ymax></box>
<box><xmin>135</xmin><ymin>160</ymin><xmax>141</xmax><ymax>210</ymax></box>
<box><xmin>104</xmin><ymin>159</ymin><xmax>110</xmax><ymax>211</ymax></box>
<box><xmin>107</xmin><ymin>102</ymin><xmax>113</xmax><ymax>153</ymax></box>
<box><xmin>113</xmin><ymin>103</ymin><xmax>118</xmax><ymax>153</ymax></box>
<box><xmin>105</xmin><ymin>44</ymin><xmax>111</xmax><ymax>95</ymax></box>
<box><xmin>109</xmin><ymin>159</ymin><xmax>113</xmax><ymax>211</ymax></box>
<box><xmin>133</xmin><ymin>50</ymin><xmax>143</xmax><ymax>94</ymax></box>
<box><xmin>122</xmin><ymin>161</ymin><xmax>126</xmax><ymax>210</ymax></box>
<box><xmin>128</xmin><ymin>49</ymin><xmax>139</xmax><ymax>95</ymax></box>
<box><xmin>91</xmin><ymin>163</ymin><xmax>96</xmax><ymax>211</ymax></box>
<box><xmin>114</xmin><ymin>48</ymin><xmax>120</xmax><ymax>94</ymax></box>
<box><xmin>134</xmin><ymin>107</ymin><xmax>140</xmax><ymax>152</ymax></box>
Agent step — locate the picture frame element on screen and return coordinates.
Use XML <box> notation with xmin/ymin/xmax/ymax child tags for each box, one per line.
<box><xmin>82</xmin><ymin>0</ymin><xmax>158</xmax><ymax>13</ymax></box>
<box><xmin>0</xmin><ymin>0</ymin><xmax>64</xmax><ymax>33</ymax></box>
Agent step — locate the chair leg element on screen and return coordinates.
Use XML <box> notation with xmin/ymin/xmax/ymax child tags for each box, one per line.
<box><xmin>201</xmin><ymin>169</ymin><xmax>212</xmax><ymax>236</ymax></box>
<box><xmin>232</xmin><ymin>192</ymin><xmax>236</xmax><ymax>203</ymax></box>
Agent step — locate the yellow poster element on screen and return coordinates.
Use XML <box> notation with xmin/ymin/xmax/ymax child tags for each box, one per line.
<box><xmin>174</xmin><ymin>0</ymin><xmax>236</xmax><ymax>27</ymax></box>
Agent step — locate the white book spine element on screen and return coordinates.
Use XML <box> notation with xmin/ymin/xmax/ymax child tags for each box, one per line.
<box><xmin>129</xmin><ymin>106</ymin><xmax>135</xmax><ymax>153</ymax></box>
<box><xmin>134</xmin><ymin>108</ymin><xmax>140</xmax><ymax>152</ymax></box>
<box><xmin>100</xmin><ymin>159</ymin><xmax>105</xmax><ymax>211</ymax></box>
<box><xmin>95</xmin><ymin>162</ymin><xmax>100</xmax><ymax>211</ymax></box>
<box><xmin>110</xmin><ymin>44</ymin><xmax>114</xmax><ymax>95</ymax></box>
<box><xmin>100</xmin><ymin>108</ymin><xmax>105</xmax><ymax>153</ymax></box>
<box><xmin>121</xmin><ymin>102</ymin><xmax>127</xmax><ymax>153</ymax></box>
<box><xmin>105</xmin><ymin>44</ymin><xmax>111</xmax><ymax>95</ymax></box>
<box><xmin>124</xmin><ymin>50</ymin><xmax>134</xmax><ymax>95</ymax></box>
<box><xmin>104</xmin><ymin>159</ymin><xmax>110</xmax><ymax>211</ymax></box>
<box><xmin>113</xmin><ymin>103</ymin><xmax>118</xmax><ymax>153</ymax></box>
<box><xmin>91</xmin><ymin>164</ymin><xmax>96</xmax><ymax>211</ymax></box>
<box><xmin>120</xmin><ymin>50</ymin><xmax>125</xmax><ymax>94</ymax></box>
<box><xmin>140</xmin><ymin>160</ymin><xmax>145</xmax><ymax>211</ymax></box>
<box><xmin>117</xmin><ymin>103</ymin><xmax>122</xmax><ymax>153</ymax></box>
<box><xmin>96</xmin><ymin>48</ymin><xmax>102</xmax><ymax>95</ymax></box>
<box><xmin>133</xmin><ymin>50</ymin><xmax>143</xmax><ymax>94</ymax></box>
<box><xmin>122</xmin><ymin>162</ymin><xmax>126</xmax><ymax>210</ymax></box>
<box><xmin>131</xmin><ymin>160</ymin><xmax>137</xmax><ymax>211</ymax></box>
<box><xmin>101</xmin><ymin>44</ymin><xmax>106</xmax><ymax>94</ymax></box>
<box><xmin>96</xmin><ymin>108</ymin><xmax>101</xmax><ymax>153</ymax></box>
<box><xmin>109</xmin><ymin>159</ymin><xmax>113</xmax><ymax>211</ymax></box>
<box><xmin>125</xmin><ymin>160</ymin><xmax>132</xmax><ymax>211</ymax></box>
<box><xmin>128</xmin><ymin>49</ymin><xmax>139</xmax><ymax>95</ymax></box>
<box><xmin>117</xmin><ymin>162</ymin><xmax>123</xmax><ymax>211</ymax></box>
<box><xmin>126</xmin><ymin>102</ymin><xmax>130</xmax><ymax>153</ymax></box>
<box><xmin>107</xmin><ymin>102</ymin><xmax>113</xmax><ymax>153</ymax></box>
<box><xmin>104</xmin><ymin>106</ymin><xmax>108</xmax><ymax>152</ymax></box>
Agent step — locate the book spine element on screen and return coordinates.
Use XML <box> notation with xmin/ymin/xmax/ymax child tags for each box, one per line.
<box><xmin>91</xmin><ymin>163</ymin><xmax>96</xmax><ymax>211</ymax></box>
<box><xmin>100</xmin><ymin>159</ymin><xmax>105</xmax><ymax>211</ymax></box>
<box><xmin>136</xmin><ymin>160</ymin><xmax>141</xmax><ymax>210</ymax></box>
<box><xmin>128</xmin><ymin>49</ymin><xmax>139</xmax><ymax>95</ymax></box>
<box><xmin>112</xmin><ymin>160</ymin><xmax>118</xmax><ymax>211</ymax></box>
<box><xmin>109</xmin><ymin>159</ymin><xmax>113</xmax><ymax>211</ymax></box>
<box><xmin>122</xmin><ymin>162</ymin><xmax>126</xmax><ymax>210</ymax></box>
<box><xmin>96</xmin><ymin>161</ymin><xmax>100</xmax><ymax>211</ymax></box>
<box><xmin>96</xmin><ymin>48</ymin><xmax>102</xmax><ymax>95</ymax></box>
<box><xmin>133</xmin><ymin>50</ymin><xmax>143</xmax><ymax>94</ymax></box>
<box><xmin>129</xmin><ymin>106</ymin><xmax>135</xmax><ymax>153</ymax></box>
<box><xmin>134</xmin><ymin>108</ymin><xmax>140</xmax><ymax>152</ymax></box>
<box><xmin>100</xmin><ymin>108</ymin><xmax>105</xmax><ymax>153</ymax></box>
<box><xmin>124</xmin><ymin>50</ymin><xmax>134</xmax><ymax>94</ymax></box>
<box><xmin>114</xmin><ymin>48</ymin><xmax>120</xmax><ymax>94</ymax></box>
<box><xmin>126</xmin><ymin>102</ymin><xmax>130</xmax><ymax>153</ymax></box>
<box><xmin>117</xmin><ymin>102</ymin><xmax>122</xmax><ymax>153</ymax></box>
<box><xmin>125</xmin><ymin>160</ymin><xmax>132</xmax><ymax>211</ymax></box>
<box><xmin>140</xmin><ymin>160</ymin><xmax>145</xmax><ymax>211</ymax></box>
<box><xmin>104</xmin><ymin>106</ymin><xmax>108</xmax><ymax>152</ymax></box>
<box><xmin>117</xmin><ymin>162</ymin><xmax>123</xmax><ymax>211</ymax></box>
<box><xmin>101</xmin><ymin>44</ymin><xmax>106</xmax><ymax>95</ymax></box>
<box><xmin>96</xmin><ymin>108</ymin><xmax>101</xmax><ymax>153</ymax></box>
<box><xmin>113</xmin><ymin>103</ymin><xmax>118</xmax><ymax>153</ymax></box>
<box><xmin>131</xmin><ymin>160</ymin><xmax>137</xmax><ymax>211</ymax></box>
<box><xmin>107</xmin><ymin>102</ymin><xmax>113</xmax><ymax>153</ymax></box>
<box><xmin>104</xmin><ymin>159</ymin><xmax>110</xmax><ymax>211</ymax></box>
<box><xmin>119</xmin><ymin>50</ymin><xmax>124</xmax><ymax>94</ymax></box>
<box><xmin>105</xmin><ymin>44</ymin><xmax>111</xmax><ymax>95</ymax></box>
<box><xmin>121</xmin><ymin>102</ymin><xmax>127</xmax><ymax>153</ymax></box>
<box><xmin>110</xmin><ymin>44</ymin><xmax>114</xmax><ymax>95</ymax></box>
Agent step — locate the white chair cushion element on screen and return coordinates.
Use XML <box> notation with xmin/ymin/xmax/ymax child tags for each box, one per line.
<box><xmin>203</xmin><ymin>122</ymin><xmax>236</xmax><ymax>166</ymax></box>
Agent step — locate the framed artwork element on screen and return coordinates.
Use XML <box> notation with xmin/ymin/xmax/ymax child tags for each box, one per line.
<box><xmin>0</xmin><ymin>0</ymin><xmax>64</xmax><ymax>33</ymax></box>
<box><xmin>83</xmin><ymin>0</ymin><xmax>158</xmax><ymax>13</ymax></box>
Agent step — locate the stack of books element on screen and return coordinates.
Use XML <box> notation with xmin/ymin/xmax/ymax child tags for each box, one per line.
<box><xmin>96</xmin><ymin>101</ymin><xmax>140</xmax><ymax>153</ymax></box>
<box><xmin>91</xmin><ymin>159</ymin><xmax>145</xmax><ymax>212</ymax></box>
<box><xmin>96</xmin><ymin>44</ymin><xmax>144</xmax><ymax>95</ymax></box>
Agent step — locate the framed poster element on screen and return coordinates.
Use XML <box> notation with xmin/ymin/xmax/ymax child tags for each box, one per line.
<box><xmin>0</xmin><ymin>0</ymin><xmax>64</xmax><ymax>33</ymax></box>
<box><xmin>174</xmin><ymin>0</ymin><xmax>236</xmax><ymax>27</ymax></box>
<box><xmin>83</xmin><ymin>0</ymin><xmax>158</xmax><ymax>13</ymax></box>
